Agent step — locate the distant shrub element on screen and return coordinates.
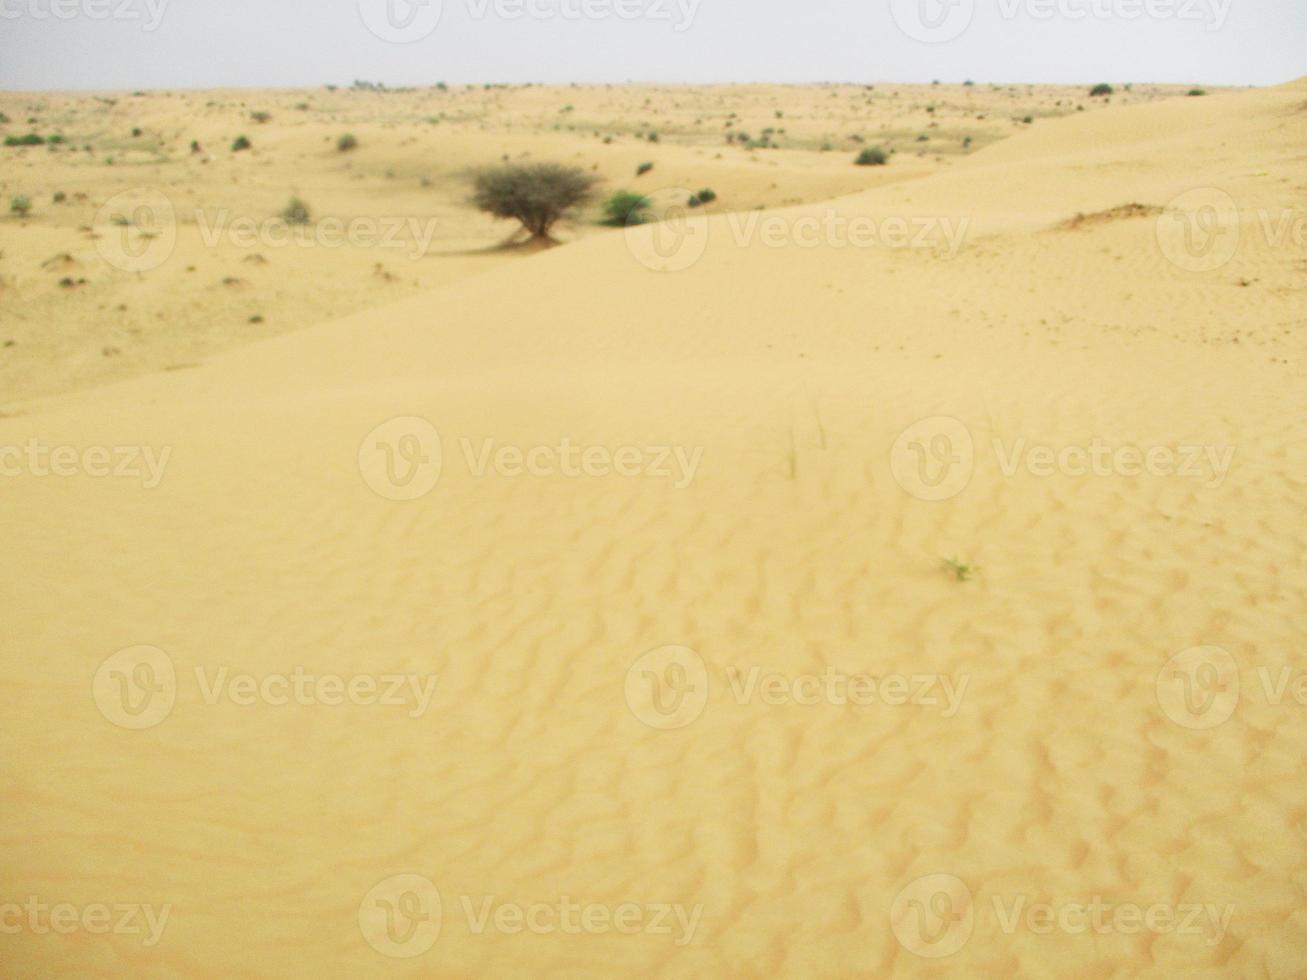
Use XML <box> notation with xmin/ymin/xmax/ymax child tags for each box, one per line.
<box><xmin>0</xmin><ymin>111</ymin><xmax>8</xmax><ymax>123</ymax></box>
<box><xmin>48</xmin><ymin>134</ymin><xmax>66</xmax><ymax>144</ymax></box>
<box><xmin>231</xmin><ymin>135</ymin><xmax>252</xmax><ymax>152</ymax></box>
<box><xmin>1022</xmin><ymin>115</ymin><xmax>1033</xmax><ymax>124</ymax></box>
<box><xmin>190</xmin><ymin>140</ymin><xmax>202</xmax><ymax>154</ymax></box>
<box><xmin>5</xmin><ymin>133</ymin><xmax>44</xmax><ymax>146</ymax></box>
<box><xmin>1187</xmin><ymin>88</ymin><xmax>1207</xmax><ymax>97</ymax></box>
<box><xmin>1089</xmin><ymin>83</ymin><xmax>1114</xmax><ymax>97</ymax></box>
<box><xmin>52</xmin><ymin>191</ymin><xmax>66</xmax><ymax>203</ymax></box>
<box><xmin>295</xmin><ymin>102</ymin><xmax>310</xmax><ymax>111</ymax></box>
<box><xmin>601</xmin><ymin>190</ymin><xmax>652</xmax><ymax>226</ymax></box>
<box><xmin>131</xmin><ymin>127</ymin><xmax>143</xmax><ymax>137</ymax></box>
<box><xmin>647</xmin><ymin>132</ymin><xmax>659</xmax><ymax>142</ymax></box>
<box><xmin>281</xmin><ymin>197</ymin><xmax>311</xmax><ymax>225</ymax></box>
<box><xmin>471</xmin><ymin>161</ymin><xmax>598</xmax><ymax>240</ymax></box>
<box><xmin>10</xmin><ymin>194</ymin><xmax>31</xmax><ymax>216</ymax></box>
<box><xmin>338</xmin><ymin>133</ymin><xmax>358</xmax><ymax>152</ymax></box>
<box><xmin>636</xmin><ymin>161</ymin><xmax>654</xmax><ymax>176</ymax></box>
<box><xmin>696</xmin><ymin>188</ymin><xmax>717</xmax><ymax>204</ymax></box>
<box><xmin>251</xmin><ymin>111</ymin><xmax>272</xmax><ymax>124</ymax></box>
<box><xmin>856</xmin><ymin>146</ymin><xmax>888</xmax><ymax>166</ymax></box>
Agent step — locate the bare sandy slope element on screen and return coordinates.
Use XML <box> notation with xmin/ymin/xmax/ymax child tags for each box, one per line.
<box><xmin>0</xmin><ymin>81</ymin><xmax>1198</xmax><ymax>403</ymax></box>
<box><xmin>2</xmin><ymin>82</ymin><xmax>1306</xmax><ymax>978</ymax></box>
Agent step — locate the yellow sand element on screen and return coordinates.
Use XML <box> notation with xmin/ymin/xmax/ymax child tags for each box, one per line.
<box><xmin>2</xmin><ymin>80</ymin><xmax>1306</xmax><ymax>977</ymax></box>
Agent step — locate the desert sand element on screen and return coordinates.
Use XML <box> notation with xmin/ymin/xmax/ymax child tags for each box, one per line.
<box><xmin>1</xmin><ymin>78</ymin><xmax>1306</xmax><ymax>978</ymax></box>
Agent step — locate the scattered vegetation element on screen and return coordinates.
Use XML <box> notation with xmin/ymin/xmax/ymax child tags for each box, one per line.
<box><xmin>470</xmin><ymin>161</ymin><xmax>599</xmax><ymax>241</ymax></box>
<box><xmin>231</xmin><ymin>135</ymin><xmax>252</xmax><ymax>152</ymax></box>
<box><xmin>601</xmin><ymin>190</ymin><xmax>653</xmax><ymax>226</ymax></box>
<box><xmin>944</xmin><ymin>557</ymin><xmax>979</xmax><ymax>582</ymax></box>
<box><xmin>855</xmin><ymin>146</ymin><xmax>888</xmax><ymax>166</ymax></box>
<box><xmin>337</xmin><ymin>133</ymin><xmax>359</xmax><ymax>152</ymax></box>
<box><xmin>4</xmin><ymin>133</ymin><xmax>45</xmax><ymax>147</ymax></box>
<box><xmin>688</xmin><ymin>188</ymin><xmax>717</xmax><ymax>207</ymax></box>
<box><xmin>281</xmin><ymin>197</ymin><xmax>311</xmax><ymax>225</ymax></box>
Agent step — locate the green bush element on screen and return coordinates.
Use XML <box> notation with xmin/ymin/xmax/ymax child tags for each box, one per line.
<box><xmin>471</xmin><ymin>161</ymin><xmax>599</xmax><ymax>239</ymax></box>
<box><xmin>601</xmin><ymin>190</ymin><xmax>652</xmax><ymax>226</ymax></box>
<box><xmin>10</xmin><ymin>194</ymin><xmax>31</xmax><ymax>216</ymax></box>
<box><xmin>696</xmin><ymin>188</ymin><xmax>717</xmax><ymax>204</ymax></box>
<box><xmin>338</xmin><ymin>133</ymin><xmax>358</xmax><ymax>152</ymax></box>
<box><xmin>281</xmin><ymin>197</ymin><xmax>311</xmax><ymax>225</ymax></box>
<box><xmin>231</xmin><ymin>135</ymin><xmax>252</xmax><ymax>152</ymax></box>
<box><xmin>251</xmin><ymin>111</ymin><xmax>272</xmax><ymax>124</ymax></box>
<box><xmin>856</xmin><ymin>146</ymin><xmax>888</xmax><ymax>166</ymax></box>
<box><xmin>1187</xmin><ymin>88</ymin><xmax>1207</xmax><ymax>97</ymax></box>
<box><xmin>1089</xmin><ymin>83</ymin><xmax>1114</xmax><ymax>97</ymax></box>
<box><xmin>5</xmin><ymin>133</ymin><xmax>45</xmax><ymax>147</ymax></box>
<box><xmin>636</xmin><ymin>161</ymin><xmax>654</xmax><ymax>176</ymax></box>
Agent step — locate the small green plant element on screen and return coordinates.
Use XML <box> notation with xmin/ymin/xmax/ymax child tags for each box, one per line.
<box><xmin>696</xmin><ymin>188</ymin><xmax>717</xmax><ymax>204</ymax></box>
<box><xmin>281</xmin><ymin>197</ymin><xmax>311</xmax><ymax>225</ymax></box>
<box><xmin>10</xmin><ymin>194</ymin><xmax>32</xmax><ymax>216</ymax></box>
<box><xmin>1089</xmin><ymin>83</ymin><xmax>1114</xmax><ymax>97</ymax></box>
<box><xmin>636</xmin><ymin>161</ymin><xmax>654</xmax><ymax>176</ymax></box>
<box><xmin>52</xmin><ymin>191</ymin><xmax>66</xmax><ymax>203</ymax></box>
<box><xmin>944</xmin><ymin>557</ymin><xmax>979</xmax><ymax>582</ymax></box>
<box><xmin>131</xmin><ymin>127</ymin><xmax>143</xmax><ymax>137</ymax></box>
<box><xmin>647</xmin><ymin>131</ymin><xmax>659</xmax><ymax>142</ymax></box>
<box><xmin>251</xmin><ymin>111</ymin><xmax>272</xmax><ymax>124</ymax></box>
<box><xmin>855</xmin><ymin>146</ymin><xmax>888</xmax><ymax>166</ymax></box>
<box><xmin>5</xmin><ymin>133</ymin><xmax>45</xmax><ymax>147</ymax></box>
<box><xmin>231</xmin><ymin>135</ymin><xmax>252</xmax><ymax>152</ymax></box>
<box><xmin>601</xmin><ymin>190</ymin><xmax>652</xmax><ymax>226</ymax></box>
<box><xmin>1022</xmin><ymin>115</ymin><xmax>1034</xmax><ymax>124</ymax></box>
<box><xmin>337</xmin><ymin>133</ymin><xmax>358</xmax><ymax>152</ymax></box>
<box><xmin>1187</xmin><ymin>88</ymin><xmax>1207</xmax><ymax>97</ymax></box>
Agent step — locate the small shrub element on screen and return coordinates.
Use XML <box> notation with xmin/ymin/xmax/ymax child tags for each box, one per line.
<box><xmin>231</xmin><ymin>135</ymin><xmax>252</xmax><ymax>152</ymax></box>
<box><xmin>10</xmin><ymin>194</ymin><xmax>31</xmax><ymax>217</ymax></box>
<box><xmin>1089</xmin><ymin>83</ymin><xmax>1114</xmax><ymax>97</ymax></box>
<box><xmin>636</xmin><ymin>161</ymin><xmax>654</xmax><ymax>176</ymax></box>
<box><xmin>52</xmin><ymin>191</ymin><xmax>66</xmax><ymax>203</ymax></box>
<box><xmin>470</xmin><ymin>161</ymin><xmax>598</xmax><ymax>240</ymax></box>
<box><xmin>1022</xmin><ymin>115</ymin><xmax>1033</xmax><ymax>124</ymax></box>
<box><xmin>5</xmin><ymin>133</ymin><xmax>45</xmax><ymax>147</ymax></box>
<box><xmin>48</xmin><ymin>134</ymin><xmax>66</xmax><ymax>144</ymax></box>
<box><xmin>856</xmin><ymin>146</ymin><xmax>888</xmax><ymax>166</ymax></box>
<box><xmin>131</xmin><ymin>127</ymin><xmax>143</xmax><ymax>137</ymax></box>
<box><xmin>190</xmin><ymin>140</ymin><xmax>202</xmax><ymax>154</ymax></box>
<box><xmin>281</xmin><ymin>197</ymin><xmax>311</xmax><ymax>225</ymax></box>
<box><xmin>696</xmin><ymin>188</ymin><xmax>717</xmax><ymax>204</ymax></box>
<box><xmin>601</xmin><ymin>190</ymin><xmax>652</xmax><ymax>226</ymax></box>
<box><xmin>647</xmin><ymin>132</ymin><xmax>659</xmax><ymax>142</ymax></box>
<box><xmin>337</xmin><ymin>133</ymin><xmax>358</xmax><ymax>152</ymax></box>
<box><xmin>251</xmin><ymin>111</ymin><xmax>272</xmax><ymax>124</ymax></box>
<box><xmin>1187</xmin><ymin>88</ymin><xmax>1207</xmax><ymax>97</ymax></box>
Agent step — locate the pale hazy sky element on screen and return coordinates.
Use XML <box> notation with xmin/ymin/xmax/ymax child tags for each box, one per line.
<box><xmin>0</xmin><ymin>0</ymin><xmax>1301</xmax><ymax>91</ymax></box>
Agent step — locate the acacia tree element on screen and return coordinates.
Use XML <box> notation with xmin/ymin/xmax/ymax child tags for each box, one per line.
<box><xmin>471</xmin><ymin>162</ymin><xmax>598</xmax><ymax>241</ymax></box>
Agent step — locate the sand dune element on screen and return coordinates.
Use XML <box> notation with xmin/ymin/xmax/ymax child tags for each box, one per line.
<box><xmin>2</xmin><ymin>80</ymin><xmax>1306</xmax><ymax>977</ymax></box>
